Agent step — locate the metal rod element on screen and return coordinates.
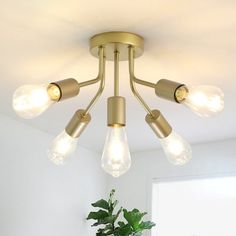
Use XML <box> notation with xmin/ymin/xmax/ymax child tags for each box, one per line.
<box><xmin>128</xmin><ymin>46</ymin><xmax>154</xmax><ymax>116</ymax></box>
<box><xmin>78</xmin><ymin>48</ymin><xmax>107</xmax><ymax>88</ymax></box>
<box><xmin>78</xmin><ymin>77</ymin><xmax>100</xmax><ymax>87</ymax></box>
<box><xmin>114</xmin><ymin>51</ymin><xmax>120</xmax><ymax>96</ymax></box>
<box><xmin>84</xmin><ymin>46</ymin><xmax>106</xmax><ymax>115</ymax></box>
<box><xmin>132</xmin><ymin>77</ymin><xmax>156</xmax><ymax>88</ymax></box>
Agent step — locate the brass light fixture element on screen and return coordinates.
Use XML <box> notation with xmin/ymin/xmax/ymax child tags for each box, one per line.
<box><xmin>12</xmin><ymin>31</ymin><xmax>224</xmax><ymax>177</ymax></box>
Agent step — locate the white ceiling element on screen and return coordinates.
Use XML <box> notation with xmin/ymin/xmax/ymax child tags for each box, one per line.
<box><xmin>1</xmin><ymin>0</ymin><xmax>236</xmax><ymax>153</ymax></box>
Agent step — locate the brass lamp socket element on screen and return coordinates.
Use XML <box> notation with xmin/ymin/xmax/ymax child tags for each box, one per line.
<box><xmin>107</xmin><ymin>96</ymin><xmax>126</xmax><ymax>127</ymax></box>
<box><xmin>175</xmin><ymin>85</ymin><xmax>189</xmax><ymax>102</ymax></box>
<box><xmin>65</xmin><ymin>109</ymin><xmax>91</xmax><ymax>138</ymax></box>
<box><xmin>145</xmin><ymin>110</ymin><xmax>172</xmax><ymax>139</ymax></box>
<box><xmin>155</xmin><ymin>79</ymin><xmax>185</xmax><ymax>103</ymax></box>
<box><xmin>49</xmin><ymin>78</ymin><xmax>80</xmax><ymax>101</ymax></box>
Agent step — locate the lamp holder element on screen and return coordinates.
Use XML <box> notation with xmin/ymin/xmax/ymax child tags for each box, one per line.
<box><xmin>145</xmin><ymin>110</ymin><xmax>172</xmax><ymax>138</ymax></box>
<box><xmin>155</xmin><ymin>79</ymin><xmax>185</xmax><ymax>103</ymax></box>
<box><xmin>107</xmin><ymin>96</ymin><xmax>126</xmax><ymax>127</ymax></box>
<box><xmin>49</xmin><ymin>78</ymin><xmax>80</xmax><ymax>101</ymax></box>
<box><xmin>66</xmin><ymin>109</ymin><xmax>91</xmax><ymax>138</ymax></box>
<box><xmin>90</xmin><ymin>32</ymin><xmax>144</xmax><ymax>61</ymax></box>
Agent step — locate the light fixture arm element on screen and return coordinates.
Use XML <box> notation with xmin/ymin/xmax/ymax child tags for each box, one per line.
<box><xmin>131</xmin><ymin>76</ymin><xmax>156</xmax><ymax>88</ymax></box>
<box><xmin>127</xmin><ymin>47</ymin><xmax>155</xmax><ymax>89</ymax></box>
<box><xmin>83</xmin><ymin>46</ymin><xmax>106</xmax><ymax>115</ymax></box>
<box><xmin>77</xmin><ymin>47</ymin><xmax>105</xmax><ymax>88</ymax></box>
<box><xmin>77</xmin><ymin>76</ymin><xmax>101</xmax><ymax>88</ymax></box>
<box><xmin>128</xmin><ymin>46</ymin><xmax>154</xmax><ymax>116</ymax></box>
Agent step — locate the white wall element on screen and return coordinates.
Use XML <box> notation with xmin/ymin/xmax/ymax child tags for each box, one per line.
<box><xmin>0</xmin><ymin>114</ymin><xmax>106</xmax><ymax>236</ymax></box>
<box><xmin>107</xmin><ymin>138</ymin><xmax>236</xmax><ymax>235</ymax></box>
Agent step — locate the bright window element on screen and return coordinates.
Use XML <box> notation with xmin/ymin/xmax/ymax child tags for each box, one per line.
<box><xmin>152</xmin><ymin>176</ymin><xmax>236</xmax><ymax>236</ymax></box>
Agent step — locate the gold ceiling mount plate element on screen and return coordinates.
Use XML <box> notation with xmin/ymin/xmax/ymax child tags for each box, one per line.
<box><xmin>90</xmin><ymin>31</ymin><xmax>144</xmax><ymax>61</ymax></box>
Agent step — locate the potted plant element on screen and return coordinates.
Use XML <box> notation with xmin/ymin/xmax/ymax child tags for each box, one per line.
<box><xmin>87</xmin><ymin>189</ymin><xmax>156</xmax><ymax>235</ymax></box>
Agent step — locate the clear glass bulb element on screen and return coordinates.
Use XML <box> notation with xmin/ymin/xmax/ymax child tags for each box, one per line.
<box><xmin>183</xmin><ymin>86</ymin><xmax>224</xmax><ymax>117</ymax></box>
<box><xmin>48</xmin><ymin>130</ymin><xmax>78</xmax><ymax>165</ymax></box>
<box><xmin>13</xmin><ymin>84</ymin><xmax>54</xmax><ymax>119</ymax></box>
<box><xmin>160</xmin><ymin>131</ymin><xmax>192</xmax><ymax>166</ymax></box>
<box><xmin>101</xmin><ymin>127</ymin><xmax>131</xmax><ymax>177</ymax></box>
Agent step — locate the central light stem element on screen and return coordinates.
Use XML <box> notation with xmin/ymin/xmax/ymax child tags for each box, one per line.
<box><xmin>101</xmin><ymin>50</ymin><xmax>131</xmax><ymax>177</ymax></box>
<box><xmin>114</xmin><ymin>50</ymin><xmax>120</xmax><ymax>96</ymax></box>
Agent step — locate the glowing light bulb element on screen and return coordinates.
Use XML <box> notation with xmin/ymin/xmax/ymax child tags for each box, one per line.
<box><xmin>48</xmin><ymin>130</ymin><xmax>78</xmax><ymax>165</ymax></box>
<box><xmin>182</xmin><ymin>86</ymin><xmax>224</xmax><ymax>117</ymax></box>
<box><xmin>160</xmin><ymin>131</ymin><xmax>192</xmax><ymax>165</ymax></box>
<box><xmin>101</xmin><ymin>127</ymin><xmax>131</xmax><ymax>177</ymax></box>
<box><xmin>13</xmin><ymin>84</ymin><xmax>55</xmax><ymax>119</ymax></box>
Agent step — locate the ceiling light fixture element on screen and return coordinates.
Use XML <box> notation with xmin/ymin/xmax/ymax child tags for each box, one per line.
<box><xmin>12</xmin><ymin>32</ymin><xmax>224</xmax><ymax>177</ymax></box>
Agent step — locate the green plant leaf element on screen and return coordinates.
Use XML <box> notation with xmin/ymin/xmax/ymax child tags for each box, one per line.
<box><xmin>118</xmin><ymin>221</ymin><xmax>126</xmax><ymax>227</ymax></box>
<box><xmin>114</xmin><ymin>224</ymin><xmax>132</xmax><ymax>236</ymax></box>
<box><xmin>97</xmin><ymin>225</ymin><xmax>114</xmax><ymax>235</ymax></box>
<box><xmin>92</xmin><ymin>199</ymin><xmax>110</xmax><ymax>210</ymax></box>
<box><xmin>133</xmin><ymin>232</ymin><xmax>142</xmax><ymax>236</ymax></box>
<box><xmin>123</xmin><ymin>209</ymin><xmax>147</xmax><ymax>230</ymax></box>
<box><xmin>112</xmin><ymin>199</ymin><xmax>118</xmax><ymax>209</ymax></box>
<box><xmin>139</xmin><ymin>221</ymin><xmax>156</xmax><ymax>230</ymax></box>
<box><xmin>87</xmin><ymin>210</ymin><xmax>109</xmax><ymax>220</ymax></box>
<box><xmin>108</xmin><ymin>190</ymin><xmax>118</xmax><ymax>215</ymax></box>
<box><xmin>108</xmin><ymin>189</ymin><xmax>115</xmax><ymax>202</ymax></box>
<box><xmin>92</xmin><ymin>215</ymin><xmax>117</xmax><ymax>226</ymax></box>
<box><xmin>114</xmin><ymin>207</ymin><xmax>122</xmax><ymax>221</ymax></box>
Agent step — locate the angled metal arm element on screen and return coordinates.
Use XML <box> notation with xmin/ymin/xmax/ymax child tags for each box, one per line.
<box><xmin>127</xmin><ymin>48</ymin><xmax>156</xmax><ymax>89</ymax></box>
<box><xmin>84</xmin><ymin>46</ymin><xmax>106</xmax><ymax>115</ymax></box>
<box><xmin>78</xmin><ymin>48</ymin><xmax>105</xmax><ymax>88</ymax></box>
<box><xmin>132</xmin><ymin>77</ymin><xmax>156</xmax><ymax>88</ymax></box>
<box><xmin>78</xmin><ymin>77</ymin><xmax>100</xmax><ymax>88</ymax></box>
<box><xmin>128</xmin><ymin>46</ymin><xmax>154</xmax><ymax>116</ymax></box>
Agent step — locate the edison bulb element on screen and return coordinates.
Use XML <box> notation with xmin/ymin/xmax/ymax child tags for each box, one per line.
<box><xmin>182</xmin><ymin>86</ymin><xmax>224</xmax><ymax>117</ymax></box>
<box><xmin>13</xmin><ymin>84</ymin><xmax>54</xmax><ymax>119</ymax></box>
<box><xmin>160</xmin><ymin>131</ymin><xmax>192</xmax><ymax>166</ymax></box>
<box><xmin>48</xmin><ymin>130</ymin><xmax>78</xmax><ymax>165</ymax></box>
<box><xmin>101</xmin><ymin>127</ymin><xmax>131</xmax><ymax>177</ymax></box>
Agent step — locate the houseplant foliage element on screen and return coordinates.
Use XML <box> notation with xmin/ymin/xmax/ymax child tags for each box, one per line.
<box><xmin>87</xmin><ymin>189</ymin><xmax>156</xmax><ymax>235</ymax></box>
